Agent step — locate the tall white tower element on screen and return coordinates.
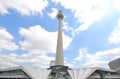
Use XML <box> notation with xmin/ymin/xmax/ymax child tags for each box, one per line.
<box><xmin>55</xmin><ymin>11</ymin><xmax>64</xmax><ymax>66</ymax></box>
<box><xmin>48</xmin><ymin>11</ymin><xmax>71</xmax><ymax>79</ymax></box>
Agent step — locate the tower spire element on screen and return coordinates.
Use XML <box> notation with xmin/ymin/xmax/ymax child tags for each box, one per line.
<box><xmin>55</xmin><ymin>11</ymin><xmax>64</xmax><ymax>66</ymax></box>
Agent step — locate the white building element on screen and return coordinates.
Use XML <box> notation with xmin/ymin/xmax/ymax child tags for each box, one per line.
<box><xmin>0</xmin><ymin>66</ymin><xmax>120</xmax><ymax>79</ymax></box>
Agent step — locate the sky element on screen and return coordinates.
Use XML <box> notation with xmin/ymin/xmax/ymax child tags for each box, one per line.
<box><xmin>0</xmin><ymin>0</ymin><xmax>120</xmax><ymax>68</ymax></box>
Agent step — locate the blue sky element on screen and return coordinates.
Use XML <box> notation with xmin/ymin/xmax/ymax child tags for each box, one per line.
<box><xmin>0</xmin><ymin>0</ymin><xmax>120</xmax><ymax>68</ymax></box>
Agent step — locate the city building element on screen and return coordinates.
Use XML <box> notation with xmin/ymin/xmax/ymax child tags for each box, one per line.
<box><xmin>0</xmin><ymin>11</ymin><xmax>120</xmax><ymax>79</ymax></box>
<box><xmin>109</xmin><ymin>58</ymin><xmax>120</xmax><ymax>73</ymax></box>
<box><xmin>0</xmin><ymin>66</ymin><xmax>120</xmax><ymax>79</ymax></box>
<box><xmin>49</xmin><ymin>61</ymin><xmax>55</xmax><ymax>67</ymax></box>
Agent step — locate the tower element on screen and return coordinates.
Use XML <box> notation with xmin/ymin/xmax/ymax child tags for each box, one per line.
<box><xmin>48</xmin><ymin>11</ymin><xmax>71</xmax><ymax>79</ymax></box>
<box><xmin>56</xmin><ymin>11</ymin><xmax>64</xmax><ymax>66</ymax></box>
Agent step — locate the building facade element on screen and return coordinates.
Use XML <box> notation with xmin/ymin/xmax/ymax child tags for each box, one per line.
<box><xmin>0</xmin><ymin>66</ymin><xmax>120</xmax><ymax>79</ymax></box>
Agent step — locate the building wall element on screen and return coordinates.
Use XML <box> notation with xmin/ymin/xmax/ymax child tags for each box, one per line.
<box><xmin>88</xmin><ymin>70</ymin><xmax>120</xmax><ymax>79</ymax></box>
<box><xmin>0</xmin><ymin>69</ymin><xmax>31</xmax><ymax>79</ymax></box>
<box><xmin>1</xmin><ymin>67</ymin><xmax>120</xmax><ymax>79</ymax></box>
<box><xmin>109</xmin><ymin>58</ymin><xmax>120</xmax><ymax>73</ymax></box>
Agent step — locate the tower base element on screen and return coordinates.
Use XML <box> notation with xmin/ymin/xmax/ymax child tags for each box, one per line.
<box><xmin>48</xmin><ymin>65</ymin><xmax>71</xmax><ymax>79</ymax></box>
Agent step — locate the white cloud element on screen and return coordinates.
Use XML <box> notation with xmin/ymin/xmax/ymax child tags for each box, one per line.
<box><xmin>1</xmin><ymin>49</ymin><xmax>74</xmax><ymax>68</ymax></box>
<box><xmin>0</xmin><ymin>27</ymin><xmax>18</xmax><ymax>68</ymax></box>
<box><xmin>0</xmin><ymin>0</ymin><xmax>48</xmax><ymax>15</ymax></box>
<box><xmin>19</xmin><ymin>25</ymin><xmax>72</xmax><ymax>52</ymax></box>
<box><xmin>51</xmin><ymin>0</ymin><xmax>120</xmax><ymax>68</ymax></box>
<box><xmin>0</xmin><ymin>2</ymin><xmax>9</xmax><ymax>15</ymax></box>
<box><xmin>84</xmin><ymin>47</ymin><xmax>120</xmax><ymax>67</ymax></box>
<box><xmin>0</xmin><ymin>27</ymin><xmax>18</xmax><ymax>51</ymax></box>
<box><xmin>1</xmin><ymin>27</ymin><xmax>51</xmax><ymax>68</ymax></box>
<box><xmin>65</xmin><ymin>63</ymin><xmax>73</xmax><ymax>68</ymax></box>
<box><xmin>113</xmin><ymin>0</ymin><xmax>120</xmax><ymax>12</ymax></box>
<box><xmin>48</xmin><ymin>8</ymin><xmax>58</xmax><ymax>19</ymax></box>
<box><xmin>108</xmin><ymin>18</ymin><xmax>120</xmax><ymax>44</ymax></box>
<box><xmin>74</xmin><ymin>48</ymin><xmax>87</xmax><ymax>61</ymax></box>
<box><xmin>52</xmin><ymin>0</ymin><xmax>115</xmax><ymax>35</ymax></box>
<box><xmin>1</xmin><ymin>25</ymin><xmax>73</xmax><ymax>68</ymax></box>
<box><xmin>1</xmin><ymin>50</ymin><xmax>54</xmax><ymax>68</ymax></box>
<box><xmin>0</xmin><ymin>60</ymin><xmax>17</xmax><ymax>68</ymax></box>
<box><xmin>0</xmin><ymin>24</ymin><xmax>73</xmax><ymax>68</ymax></box>
<box><xmin>63</xmin><ymin>21</ymin><xmax>74</xmax><ymax>34</ymax></box>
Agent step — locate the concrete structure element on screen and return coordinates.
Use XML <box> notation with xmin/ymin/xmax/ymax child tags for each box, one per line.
<box><xmin>109</xmin><ymin>58</ymin><xmax>120</xmax><ymax>73</ymax></box>
<box><xmin>48</xmin><ymin>11</ymin><xmax>71</xmax><ymax>79</ymax></box>
<box><xmin>49</xmin><ymin>61</ymin><xmax>55</xmax><ymax>67</ymax></box>
<box><xmin>0</xmin><ymin>11</ymin><xmax>120</xmax><ymax>79</ymax></box>
<box><xmin>56</xmin><ymin>10</ymin><xmax>64</xmax><ymax>66</ymax></box>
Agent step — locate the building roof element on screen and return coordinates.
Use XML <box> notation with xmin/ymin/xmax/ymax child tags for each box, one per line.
<box><xmin>0</xmin><ymin>66</ymin><xmax>115</xmax><ymax>79</ymax></box>
<box><xmin>69</xmin><ymin>67</ymin><xmax>115</xmax><ymax>79</ymax></box>
<box><xmin>109</xmin><ymin>58</ymin><xmax>120</xmax><ymax>72</ymax></box>
<box><xmin>0</xmin><ymin>66</ymin><xmax>51</xmax><ymax>79</ymax></box>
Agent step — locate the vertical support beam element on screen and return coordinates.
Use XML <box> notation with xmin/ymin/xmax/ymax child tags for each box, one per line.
<box><xmin>99</xmin><ymin>71</ymin><xmax>105</xmax><ymax>79</ymax></box>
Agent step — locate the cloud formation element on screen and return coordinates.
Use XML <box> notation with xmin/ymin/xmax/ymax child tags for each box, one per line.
<box><xmin>18</xmin><ymin>25</ymin><xmax>72</xmax><ymax>67</ymax></box>
<box><xmin>0</xmin><ymin>27</ymin><xmax>18</xmax><ymax>51</ymax></box>
<box><xmin>1</xmin><ymin>0</ymin><xmax>120</xmax><ymax>68</ymax></box>
<box><xmin>48</xmin><ymin>8</ymin><xmax>58</xmax><ymax>19</ymax></box>
<box><xmin>108</xmin><ymin>18</ymin><xmax>120</xmax><ymax>44</ymax></box>
<box><xmin>0</xmin><ymin>27</ymin><xmax>18</xmax><ymax>68</ymax></box>
<box><xmin>0</xmin><ymin>25</ymin><xmax>72</xmax><ymax>68</ymax></box>
<box><xmin>74</xmin><ymin>48</ymin><xmax>87</xmax><ymax>61</ymax></box>
<box><xmin>1</xmin><ymin>51</ymin><xmax>53</xmax><ymax>68</ymax></box>
<box><xmin>73</xmin><ymin>46</ymin><xmax>120</xmax><ymax>67</ymax></box>
<box><xmin>19</xmin><ymin>25</ymin><xmax>72</xmax><ymax>52</ymax></box>
<box><xmin>0</xmin><ymin>0</ymin><xmax>48</xmax><ymax>15</ymax></box>
<box><xmin>52</xmin><ymin>0</ymin><xmax>120</xmax><ymax>35</ymax></box>
<box><xmin>84</xmin><ymin>47</ymin><xmax>120</xmax><ymax>67</ymax></box>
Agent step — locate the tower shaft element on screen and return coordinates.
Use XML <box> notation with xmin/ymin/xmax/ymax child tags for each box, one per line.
<box><xmin>47</xmin><ymin>11</ymin><xmax>71</xmax><ymax>79</ymax></box>
<box><xmin>55</xmin><ymin>11</ymin><xmax>64</xmax><ymax>66</ymax></box>
<box><xmin>55</xmin><ymin>17</ymin><xmax>64</xmax><ymax>65</ymax></box>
